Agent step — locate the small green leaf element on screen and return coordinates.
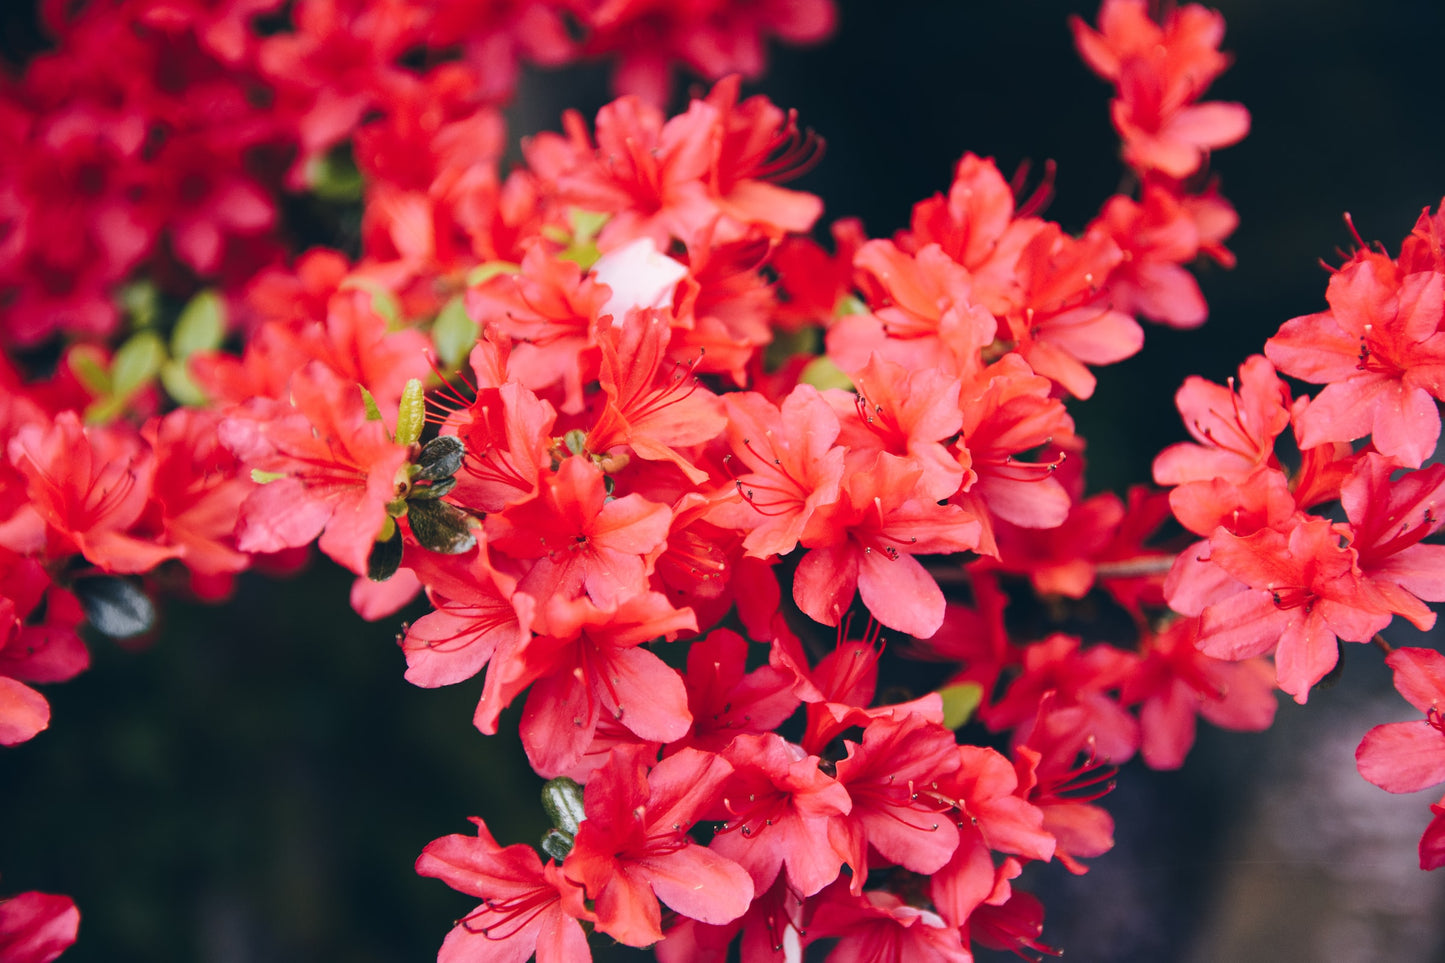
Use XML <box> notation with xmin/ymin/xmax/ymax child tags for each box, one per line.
<box><xmin>307</xmin><ymin>145</ymin><xmax>364</xmax><ymax>202</ymax></box>
<box><xmin>119</xmin><ymin>280</ymin><xmax>160</xmax><ymax>329</ymax></box>
<box><xmin>542</xmin><ymin>776</ymin><xmax>586</xmax><ymax>835</ymax></box>
<box><xmin>171</xmin><ymin>289</ymin><xmax>226</xmax><ymax>359</ymax></box>
<box><xmin>414</xmin><ymin>436</ymin><xmax>465</xmax><ymax>481</ymax></box>
<box><xmin>570</xmin><ymin>209</ymin><xmax>610</xmax><ymax>244</ymax></box>
<box><xmin>834</xmin><ymin>294</ymin><xmax>868</xmax><ymax>317</ymax></box>
<box><xmin>159</xmin><ymin>359</ymin><xmax>207</xmax><ymax>406</ymax></box>
<box><xmin>359</xmin><ymin>385</ymin><xmax>384</xmax><ymax>424</ymax></box>
<box><xmin>432</xmin><ymin>296</ymin><xmax>479</xmax><ymax>370</ymax></box>
<box><xmin>251</xmin><ymin>469</ymin><xmax>286</xmax><ymax>484</ymax></box>
<box><xmin>395</xmin><ymin>378</ymin><xmax>426</xmax><ymax>447</ymax></box>
<box><xmin>799</xmin><ymin>356</ymin><xmax>854</xmax><ymax>391</ymax></box>
<box><xmin>111</xmin><ymin>330</ymin><xmax>166</xmax><ymax>398</ymax></box>
<box><xmin>73</xmin><ymin>576</ymin><xmax>155</xmax><ymax>639</ymax></box>
<box><xmin>464</xmin><ymin>261</ymin><xmax>520</xmax><ymax>287</ymax></box>
<box><xmin>408</xmin><ymin>499</ymin><xmax>476</xmax><ymax>555</ymax></box>
<box><xmin>67</xmin><ymin>345</ymin><xmax>112</xmax><ymax>396</ymax></box>
<box><xmin>939</xmin><ymin>682</ymin><xmax>984</xmax><ymax>730</ymax></box>
<box><xmin>339</xmin><ymin>278</ymin><xmax>402</xmax><ymax>327</ymax></box>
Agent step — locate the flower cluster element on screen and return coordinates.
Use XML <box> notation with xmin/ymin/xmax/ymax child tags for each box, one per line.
<box><xmin>1154</xmin><ymin>201</ymin><xmax>1445</xmax><ymax>865</ymax></box>
<box><xmin>0</xmin><ymin>0</ymin><xmax>834</xmax><ymax>346</ymax></box>
<box><xmin>4</xmin><ymin>0</ymin><xmax>1443</xmax><ymax>959</ymax></box>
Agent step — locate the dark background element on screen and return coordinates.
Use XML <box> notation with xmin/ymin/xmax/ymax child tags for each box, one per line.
<box><xmin>6</xmin><ymin>1</ymin><xmax>1445</xmax><ymax>960</ymax></box>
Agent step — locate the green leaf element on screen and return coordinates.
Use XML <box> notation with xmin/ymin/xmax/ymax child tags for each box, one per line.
<box><xmin>563</xmin><ymin>429</ymin><xmax>588</xmax><ymax>457</ymax></box>
<box><xmin>541</xmin><ymin>776</ymin><xmax>586</xmax><ymax>835</ymax></box>
<box><xmin>307</xmin><ymin>145</ymin><xmax>364</xmax><ymax>202</ymax></box>
<box><xmin>67</xmin><ymin>345</ymin><xmax>112</xmax><ymax>396</ymax></box>
<box><xmin>159</xmin><ymin>359</ymin><xmax>207</xmax><ymax>406</ymax></box>
<box><xmin>171</xmin><ymin>289</ymin><xmax>226</xmax><ymax>359</ymax></box>
<box><xmin>834</xmin><ymin>294</ymin><xmax>868</xmax><ymax>317</ymax></box>
<box><xmin>119</xmin><ymin>280</ymin><xmax>160</xmax><ymax>329</ymax></box>
<box><xmin>413</xmin><ymin>436</ymin><xmax>465</xmax><ymax>481</ymax></box>
<box><xmin>73</xmin><ymin>576</ymin><xmax>155</xmax><ymax>639</ymax></box>
<box><xmin>799</xmin><ymin>356</ymin><xmax>854</xmax><ymax>391</ymax></box>
<box><xmin>251</xmin><ymin>469</ymin><xmax>286</xmax><ymax>484</ymax></box>
<box><xmin>407</xmin><ymin>499</ymin><xmax>476</xmax><ymax>555</ymax></box>
<box><xmin>111</xmin><ymin>330</ymin><xmax>166</xmax><ymax>398</ymax></box>
<box><xmin>359</xmin><ymin>385</ymin><xmax>384</xmax><ymax>424</ymax></box>
<box><xmin>431</xmin><ymin>296</ymin><xmax>479</xmax><ymax>370</ymax></box>
<box><xmin>395</xmin><ymin>378</ymin><xmax>425</xmax><ymax>447</ymax></box>
<box><xmin>939</xmin><ymin>682</ymin><xmax>984</xmax><ymax>730</ymax></box>
<box><xmin>340</xmin><ymin>279</ymin><xmax>402</xmax><ymax>327</ymax></box>
<box><xmin>463</xmin><ymin>261</ymin><xmax>520</xmax><ymax>287</ymax></box>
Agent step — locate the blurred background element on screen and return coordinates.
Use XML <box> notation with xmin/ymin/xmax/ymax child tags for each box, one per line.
<box><xmin>5</xmin><ymin>1</ymin><xmax>1445</xmax><ymax>960</ymax></box>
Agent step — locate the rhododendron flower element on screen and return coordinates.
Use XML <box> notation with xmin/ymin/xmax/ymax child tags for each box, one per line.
<box><xmin>1356</xmin><ymin>648</ymin><xmax>1445</xmax><ymax>869</ymax></box>
<box><xmin>1267</xmin><ymin>261</ymin><xmax>1445</xmax><ymax>468</ymax></box>
<box><xmin>0</xmin><ymin>891</ymin><xmax>80</xmax><ymax>963</ymax></box>
<box><xmin>416</xmin><ymin>818</ymin><xmax>594</xmax><ymax>963</ymax></box>
<box><xmin>564</xmin><ymin>745</ymin><xmax>753</xmax><ymax>947</ymax></box>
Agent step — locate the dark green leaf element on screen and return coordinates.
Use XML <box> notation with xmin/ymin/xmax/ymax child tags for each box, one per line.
<box><xmin>413</xmin><ymin>435</ymin><xmax>465</xmax><ymax>481</ymax></box>
<box><xmin>74</xmin><ymin>576</ymin><xmax>156</xmax><ymax>639</ymax></box>
<box><xmin>367</xmin><ymin>528</ymin><xmax>404</xmax><ymax>582</ymax></box>
<box><xmin>407</xmin><ymin>499</ymin><xmax>476</xmax><ymax>555</ymax></box>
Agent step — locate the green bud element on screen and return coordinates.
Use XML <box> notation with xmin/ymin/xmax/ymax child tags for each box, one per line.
<box><xmin>73</xmin><ymin>575</ymin><xmax>155</xmax><ymax>639</ymax></box>
<box><xmin>395</xmin><ymin>379</ymin><xmax>425</xmax><ymax>447</ymax></box>
<box><xmin>541</xmin><ymin>776</ymin><xmax>586</xmax><ymax>836</ymax></box>
<box><xmin>367</xmin><ymin>522</ymin><xmax>403</xmax><ymax>582</ymax></box>
<box><xmin>563</xmin><ymin>429</ymin><xmax>588</xmax><ymax>457</ymax></box>
<box><xmin>539</xmin><ymin>828</ymin><xmax>574</xmax><ymax>862</ymax></box>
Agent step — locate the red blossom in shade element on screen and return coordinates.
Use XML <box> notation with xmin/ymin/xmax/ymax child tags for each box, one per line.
<box><xmin>449</xmin><ymin>379</ymin><xmax>557</xmax><ymax>515</ymax></box>
<box><xmin>397</xmin><ymin>549</ymin><xmax>535</xmax><ymax>722</ymax></box>
<box><xmin>794</xmin><ymin>452</ymin><xmax>980</xmax><ymax>638</ymax></box>
<box><xmin>709</xmin><ymin>732</ymin><xmax>852</xmax><ymax>897</ymax></box>
<box><xmin>1092</xmin><ymin>183</ymin><xmax>1211</xmax><ymax>329</ymax></box>
<box><xmin>1120</xmin><ymin>616</ymin><xmax>1277</xmax><ymax>770</ymax></box>
<box><xmin>516</xmin><ymin>591</ymin><xmax>696</xmax><ymax>777</ymax></box>
<box><xmin>985</xmin><ymin>634</ymin><xmax>1141</xmax><ymax>766</ymax></box>
<box><xmin>486</xmin><ymin>455</ymin><xmax>672</xmax><ymax>611</ymax></box>
<box><xmin>807</xmin><ymin>881</ymin><xmax>973</xmax><ymax>963</ymax></box>
<box><xmin>220</xmin><ymin>362</ymin><xmax>410</xmax><ymax>576</ymax></box>
<box><xmin>1001</xmin><ymin>223</ymin><xmax>1139</xmax><ymax>400</ymax></box>
<box><xmin>1266</xmin><ymin>261</ymin><xmax>1445</xmax><ymax>468</ymax></box>
<box><xmin>831</xmin><ymin>714</ymin><xmax>964</xmax><ymax>887</ymax></box>
<box><xmin>1152</xmin><ymin>354</ymin><xmax>1292</xmax><ymax>488</ymax></box>
<box><xmin>719</xmin><ymin>385</ymin><xmax>846</xmax><ymax>559</ymax></box>
<box><xmin>415</xmin><ymin>818</ymin><xmax>594</xmax><ymax>963</ymax></box>
<box><xmin>952</xmin><ymin>355</ymin><xmax>1077</xmax><ymax>558</ymax></box>
<box><xmin>1194</xmin><ymin>517</ymin><xmax>1394</xmax><ymax>703</ymax></box>
<box><xmin>0</xmin><ymin>550</ymin><xmax>87</xmax><ymax>746</ymax></box>
<box><xmin>929</xmin><ymin>745</ymin><xmax>1055</xmax><ymax>929</ymax></box>
<box><xmin>1340</xmin><ymin>454</ymin><xmax>1445</xmax><ymax>631</ymax></box>
<box><xmin>1355</xmin><ymin>648</ymin><xmax>1445</xmax><ymax>869</ymax></box>
<box><xmin>586</xmin><ymin>310</ymin><xmax>727</xmax><ymax>484</ymax></box>
<box><xmin>1072</xmin><ymin>0</ymin><xmax>1249</xmax><ymax>179</ymax></box>
<box><xmin>675</xmin><ymin>628</ymin><xmax>798</xmax><ymax>754</ymax></box>
<box><xmin>0</xmin><ymin>891</ymin><xmax>80</xmax><ymax>963</ymax></box>
<box><xmin>827</xmin><ymin>355</ymin><xmax>965</xmax><ymax>502</ymax></box>
<box><xmin>6</xmin><ymin>413</ymin><xmax>176</xmax><ymax>574</ymax></box>
<box><xmin>563</xmin><ymin>745</ymin><xmax>754</xmax><ymax>947</ymax></box>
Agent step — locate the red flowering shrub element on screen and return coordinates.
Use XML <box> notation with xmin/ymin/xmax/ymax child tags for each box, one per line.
<box><xmin>2</xmin><ymin>0</ymin><xmax>1443</xmax><ymax>960</ymax></box>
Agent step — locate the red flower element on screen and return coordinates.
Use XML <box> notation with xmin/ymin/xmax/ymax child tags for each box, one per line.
<box><xmin>564</xmin><ymin>745</ymin><xmax>754</xmax><ymax>947</ymax></box>
<box><xmin>415</xmin><ymin>818</ymin><xmax>594</xmax><ymax>963</ymax></box>
<box><xmin>0</xmin><ymin>891</ymin><xmax>79</xmax><ymax>963</ymax></box>
<box><xmin>1266</xmin><ymin>261</ymin><xmax>1445</xmax><ymax>468</ymax></box>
